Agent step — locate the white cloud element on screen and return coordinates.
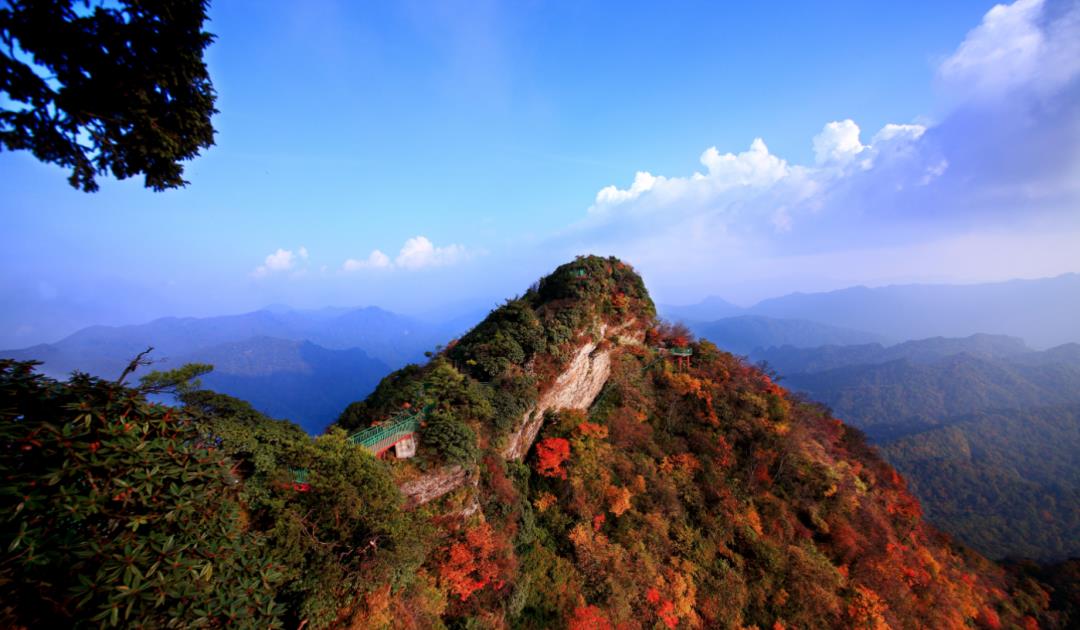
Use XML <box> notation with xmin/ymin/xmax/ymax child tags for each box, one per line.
<box><xmin>342</xmin><ymin>249</ymin><xmax>391</xmax><ymax>271</ymax></box>
<box><xmin>396</xmin><ymin>236</ymin><xmax>467</xmax><ymax>269</ymax></box>
<box><xmin>584</xmin><ymin>118</ymin><xmax>922</xmax><ymax>234</ymax></box>
<box><xmin>342</xmin><ymin>236</ymin><xmax>470</xmax><ymax>272</ymax></box>
<box><xmin>939</xmin><ymin>0</ymin><xmax>1080</xmax><ymax>99</ymax></box>
<box><xmin>252</xmin><ymin>248</ymin><xmax>298</xmax><ymax>278</ymax></box>
<box><xmin>565</xmin><ymin>0</ymin><xmax>1080</xmax><ymax>297</ymax></box>
<box><xmin>588</xmin><ymin>137</ymin><xmax>796</xmax><ymax>219</ymax></box>
<box><xmin>699</xmin><ymin>138</ymin><xmax>790</xmax><ymax>187</ymax></box>
<box><xmin>594</xmin><ymin>171</ymin><xmax>660</xmax><ymax>207</ymax></box>
<box><xmin>298</xmin><ymin>246</ymin><xmax>309</xmax><ymax>259</ymax></box>
<box><xmin>872</xmin><ymin>123</ymin><xmax>926</xmax><ymax>144</ymax></box>
<box><xmin>812</xmin><ymin>119</ymin><xmax>866</xmax><ymax>165</ymax></box>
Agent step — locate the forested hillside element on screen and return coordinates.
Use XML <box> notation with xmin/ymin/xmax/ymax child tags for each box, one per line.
<box><xmin>1</xmin><ymin>257</ymin><xmax>1073</xmax><ymax>628</ymax></box>
<box><xmin>756</xmin><ymin>339</ymin><xmax>1080</xmax><ymax>562</ymax></box>
<box><xmin>881</xmin><ymin>406</ymin><xmax>1080</xmax><ymax>562</ymax></box>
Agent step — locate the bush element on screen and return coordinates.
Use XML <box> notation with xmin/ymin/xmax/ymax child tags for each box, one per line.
<box><xmin>0</xmin><ymin>361</ymin><xmax>280</xmax><ymax>628</ymax></box>
<box><xmin>423</xmin><ymin>410</ymin><xmax>479</xmax><ymax>467</ymax></box>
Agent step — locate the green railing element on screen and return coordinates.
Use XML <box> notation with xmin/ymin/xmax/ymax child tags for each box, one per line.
<box><xmin>282</xmin><ymin>403</ymin><xmax>430</xmax><ymax>492</ymax></box>
<box><xmin>347</xmin><ymin>405</ymin><xmax>428</xmax><ymax>454</ymax></box>
<box><xmin>670</xmin><ymin>347</ymin><xmax>693</xmax><ymax>357</ymax></box>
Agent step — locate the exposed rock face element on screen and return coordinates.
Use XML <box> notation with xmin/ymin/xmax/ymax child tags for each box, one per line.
<box><xmin>399</xmin><ymin>319</ymin><xmax>641</xmax><ymax>507</ymax></box>
<box><xmin>503</xmin><ymin>337</ymin><xmax>612</xmax><ymax>460</ymax></box>
<box><xmin>399</xmin><ymin>465</ymin><xmax>469</xmax><ymax>507</ymax></box>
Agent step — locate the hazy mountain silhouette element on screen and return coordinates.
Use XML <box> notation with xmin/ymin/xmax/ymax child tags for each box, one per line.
<box><xmin>665</xmin><ymin>273</ymin><xmax>1080</xmax><ymax>349</ymax></box>
<box><xmin>688</xmin><ymin>315</ymin><xmax>885</xmax><ymax>354</ymax></box>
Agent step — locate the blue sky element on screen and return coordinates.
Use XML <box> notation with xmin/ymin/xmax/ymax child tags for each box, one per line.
<box><xmin>2</xmin><ymin>0</ymin><xmax>1079</xmax><ymax>347</ymax></box>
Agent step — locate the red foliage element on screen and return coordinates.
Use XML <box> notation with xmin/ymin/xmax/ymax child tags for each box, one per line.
<box><xmin>658</xmin><ymin>599</ymin><xmax>678</xmax><ymax>629</ymax></box>
<box><xmin>645</xmin><ymin>588</ymin><xmax>678</xmax><ymax>628</ymax></box>
<box><xmin>592</xmin><ymin>514</ymin><xmax>606</xmax><ymax>531</ymax></box>
<box><xmin>535</xmin><ymin>437</ymin><xmax>571</xmax><ymax>479</ymax></box>
<box><xmin>976</xmin><ymin>607</ymin><xmax>1002</xmax><ymax>630</ymax></box>
<box><xmin>569</xmin><ymin>605</ymin><xmax>613</xmax><ymax>630</ymax></box>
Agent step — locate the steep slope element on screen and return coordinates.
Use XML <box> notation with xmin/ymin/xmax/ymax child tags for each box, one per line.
<box><xmin>327</xmin><ymin>257</ymin><xmax>1058</xmax><ymax>629</ymax></box>
<box><xmin>2</xmin><ymin>256</ymin><xmax>1069</xmax><ymax>629</ymax></box>
<box><xmin>757</xmin><ymin>338</ymin><xmax>1080</xmax><ymax>561</ymax></box>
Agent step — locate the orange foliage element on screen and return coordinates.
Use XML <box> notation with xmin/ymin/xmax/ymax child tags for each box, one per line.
<box><xmin>438</xmin><ymin>522</ymin><xmax>511</xmax><ymax>601</ymax></box>
<box><xmin>534</xmin><ymin>492</ymin><xmax>557</xmax><ymax>512</ymax></box>
<box><xmin>576</xmin><ymin>422</ymin><xmax>609</xmax><ymax>440</ymax></box>
<box><xmin>847</xmin><ymin>585</ymin><xmax>890</xmax><ymax>629</ymax></box>
<box><xmin>605</xmin><ymin>486</ymin><xmax>633</xmax><ymax>517</ymax></box>
<box><xmin>535</xmin><ymin>437</ymin><xmax>571</xmax><ymax>479</ymax></box>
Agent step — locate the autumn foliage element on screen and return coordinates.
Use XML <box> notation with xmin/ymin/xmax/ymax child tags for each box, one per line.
<box><xmin>7</xmin><ymin>257</ymin><xmax>1069</xmax><ymax>628</ymax></box>
<box><xmin>535</xmin><ymin>436</ymin><xmax>571</xmax><ymax>478</ymax></box>
<box><xmin>438</xmin><ymin>521</ymin><xmax>513</xmax><ymax>601</ymax></box>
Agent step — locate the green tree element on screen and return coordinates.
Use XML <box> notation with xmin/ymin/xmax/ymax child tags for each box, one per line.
<box><xmin>0</xmin><ymin>0</ymin><xmax>217</xmax><ymax>191</ymax></box>
<box><xmin>423</xmin><ymin>409</ymin><xmax>478</xmax><ymax>467</ymax></box>
<box><xmin>138</xmin><ymin>362</ymin><xmax>214</xmax><ymax>395</ymax></box>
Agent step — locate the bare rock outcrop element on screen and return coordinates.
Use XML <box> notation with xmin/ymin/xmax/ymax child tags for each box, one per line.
<box><xmin>502</xmin><ymin>337</ymin><xmax>612</xmax><ymax>460</ymax></box>
<box><xmin>399</xmin><ymin>465</ymin><xmax>469</xmax><ymax>507</ymax></box>
<box><xmin>399</xmin><ymin>318</ymin><xmax>642</xmax><ymax>507</ymax></box>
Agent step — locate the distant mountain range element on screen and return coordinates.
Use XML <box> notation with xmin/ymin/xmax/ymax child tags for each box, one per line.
<box><xmin>0</xmin><ymin>305</ymin><xmax>477</xmax><ymax>433</ymax></box>
<box><xmin>752</xmin><ymin>333</ymin><xmax>1033</xmax><ymax>377</ymax></box>
<box><xmin>663</xmin><ymin>273</ymin><xmax>1080</xmax><ymax>349</ymax></box>
<box><xmin>180</xmin><ymin>338</ymin><xmax>391</xmax><ymax>433</ymax></box>
<box><xmin>687</xmin><ymin>315</ymin><xmax>886</xmax><ymax>355</ymax></box>
<box><xmin>753</xmin><ymin>333</ymin><xmax>1080</xmax><ymax>562</ymax></box>
<box><xmin>756</xmin><ymin>336</ymin><xmax>1080</xmax><ymax>438</ymax></box>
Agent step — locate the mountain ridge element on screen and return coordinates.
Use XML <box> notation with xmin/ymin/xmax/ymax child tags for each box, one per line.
<box><xmin>2</xmin><ymin>256</ymin><xmax>1075</xmax><ymax>627</ymax></box>
<box><xmin>664</xmin><ymin>272</ymin><xmax>1080</xmax><ymax>348</ymax></box>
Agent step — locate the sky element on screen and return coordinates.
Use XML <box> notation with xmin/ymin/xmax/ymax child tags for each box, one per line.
<box><xmin>2</xmin><ymin>0</ymin><xmax>1079</xmax><ymax>347</ymax></box>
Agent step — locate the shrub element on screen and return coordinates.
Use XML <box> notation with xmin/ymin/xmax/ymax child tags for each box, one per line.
<box><xmin>0</xmin><ymin>361</ymin><xmax>280</xmax><ymax>628</ymax></box>
<box><xmin>423</xmin><ymin>410</ymin><xmax>479</xmax><ymax>467</ymax></box>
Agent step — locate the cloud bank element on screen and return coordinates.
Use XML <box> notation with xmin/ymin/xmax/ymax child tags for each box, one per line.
<box><xmin>566</xmin><ymin>0</ymin><xmax>1080</xmax><ymax>300</ymax></box>
<box><xmin>342</xmin><ymin>236</ymin><xmax>470</xmax><ymax>272</ymax></box>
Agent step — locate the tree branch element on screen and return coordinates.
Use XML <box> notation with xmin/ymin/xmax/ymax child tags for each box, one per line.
<box><xmin>117</xmin><ymin>346</ymin><xmax>155</xmax><ymax>385</ymax></box>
